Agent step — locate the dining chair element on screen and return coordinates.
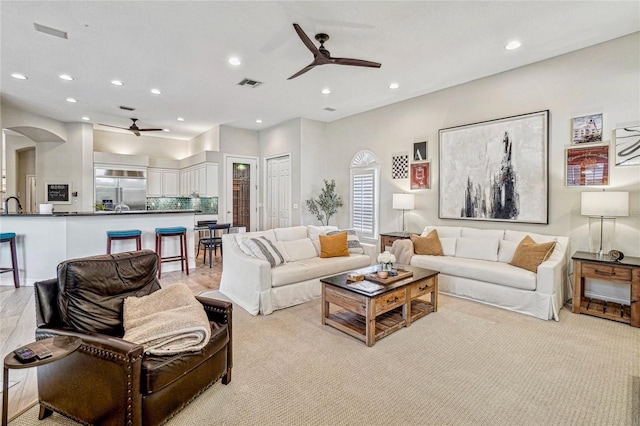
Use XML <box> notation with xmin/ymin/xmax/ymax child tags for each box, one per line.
<box><xmin>200</xmin><ymin>223</ymin><xmax>231</xmax><ymax>267</ymax></box>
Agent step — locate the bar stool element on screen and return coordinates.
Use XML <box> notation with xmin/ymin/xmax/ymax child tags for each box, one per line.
<box><xmin>106</xmin><ymin>230</ymin><xmax>142</xmax><ymax>254</ymax></box>
<box><xmin>0</xmin><ymin>232</ymin><xmax>20</xmax><ymax>288</ymax></box>
<box><xmin>155</xmin><ymin>227</ymin><xmax>189</xmax><ymax>278</ymax></box>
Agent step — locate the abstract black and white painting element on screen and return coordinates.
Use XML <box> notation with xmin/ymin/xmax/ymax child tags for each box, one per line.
<box><xmin>614</xmin><ymin>125</ymin><xmax>640</xmax><ymax>166</ymax></box>
<box><xmin>439</xmin><ymin>110</ymin><xmax>549</xmax><ymax>224</ymax></box>
<box><xmin>392</xmin><ymin>153</ymin><xmax>409</xmax><ymax>179</ymax></box>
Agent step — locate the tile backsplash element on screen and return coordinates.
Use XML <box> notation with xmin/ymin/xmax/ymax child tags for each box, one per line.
<box><xmin>146</xmin><ymin>197</ymin><xmax>218</xmax><ymax>214</ymax></box>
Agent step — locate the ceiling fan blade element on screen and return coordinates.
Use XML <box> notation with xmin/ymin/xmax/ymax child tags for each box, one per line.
<box><xmin>138</xmin><ymin>128</ymin><xmax>163</xmax><ymax>132</ymax></box>
<box><xmin>287</xmin><ymin>63</ymin><xmax>317</xmax><ymax>80</ymax></box>
<box><xmin>331</xmin><ymin>57</ymin><xmax>382</xmax><ymax>68</ymax></box>
<box><xmin>292</xmin><ymin>23</ymin><xmax>320</xmax><ymax>55</ymax></box>
<box><xmin>98</xmin><ymin>123</ymin><xmax>129</xmax><ymax>130</ymax></box>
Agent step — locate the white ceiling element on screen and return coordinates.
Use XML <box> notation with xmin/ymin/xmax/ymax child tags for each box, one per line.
<box><xmin>1</xmin><ymin>1</ymin><xmax>639</xmax><ymax>140</ymax></box>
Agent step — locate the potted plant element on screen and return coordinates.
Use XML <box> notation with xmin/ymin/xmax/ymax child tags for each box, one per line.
<box><xmin>305</xmin><ymin>179</ymin><xmax>344</xmax><ymax>226</ymax></box>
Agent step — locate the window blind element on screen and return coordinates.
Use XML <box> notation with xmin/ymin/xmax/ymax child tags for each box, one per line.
<box><xmin>352</xmin><ymin>170</ymin><xmax>375</xmax><ymax>237</ymax></box>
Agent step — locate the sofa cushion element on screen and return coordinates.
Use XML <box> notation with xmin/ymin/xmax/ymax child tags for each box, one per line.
<box><xmin>410</xmin><ymin>255</ymin><xmax>537</xmax><ymax>291</ymax></box>
<box><xmin>461</xmin><ymin>227</ymin><xmax>505</xmax><ymax>239</ymax></box>
<box><xmin>307</xmin><ymin>225</ymin><xmax>338</xmax><ymax>240</ymax></box>
<box><xmin>326</xmin><ymin>229</ymin><xmax>364</xmax><ymax>254</ymax></box>
<box><xmin>504</xmin><ymin>230</ymin><xmax>557</xmax><ymax>244</ymax></box>
<box><xmin>498</xmin><ymin>239</ymin><xmax>518</xmax><ymax>263</ymax></box>
<box><xmin>411</xmin><ymin>230</ymin><xmax>443</xmax><ymax>255</ymax></box>
<box><xmin>235</xmin><ymin>229</ymin><xmax>276</xmax><ymax>246</ymax></box>
<box><xmin>319</xmin><ymin>233</ymin><xmax>350</xmax><ymax>258</ymax></box>
<box><xmin>56</xmin><ymin>250</ymin><xmax>160</xmax><ymax>336</ymax></box>
<box><xmin>239</xmin><ymin>236</ymin><xmax>285</xmax><ymax>267</ymax></box>
<box><xmin>274</xmin><ymin>226</ymin><xmax>308</xmax><ymax>241</ymax></box>
<box><xmin>274</xmin><ymin>241</ymin><xmax>292</xmax><ymax>262</ymax></box>
<box><xmin>271</xmin><ymin>254</ymin><xmax>371</xmax><ymax>287</ymax></box>
<box><xmin>455</xmin><ymin>237</ymin><xmax>499</xmax><ymax>262</ymax></box>
<box><xmin>421</xmin><ymin>226</ymin><xmax>462</xmax><ymax>238</ymax></box>
<box><xmin>281</xmin><ymin>238</ymin><xmax>317</xmax><ymax>261</ymax></box>
<box><xmin>510</xmin><ymin>235</ymin><xmax>556</xmax><ymax>272</ymax></box>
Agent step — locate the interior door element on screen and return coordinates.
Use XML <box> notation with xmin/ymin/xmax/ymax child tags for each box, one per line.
<box><xmin>225</xmin><ymin>155</ymin><xmax>258</xmax><ymax>232</ymax></box>
<box><xmin>266</xmin><ymin>155</ymin><xmax>291</xmax><ymax>229</ymax></box>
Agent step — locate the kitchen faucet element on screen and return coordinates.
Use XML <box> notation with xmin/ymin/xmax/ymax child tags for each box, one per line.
<box><xmin>4</xmin><ymin>196</ymin><xmax>23</xmax><ymax>214</ymax></box>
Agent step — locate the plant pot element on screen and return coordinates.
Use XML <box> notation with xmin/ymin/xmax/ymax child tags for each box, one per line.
<box><xmin>376</xmin><ymin>271</ymin><xmax>389</xmax><ymax>279</ymax></box>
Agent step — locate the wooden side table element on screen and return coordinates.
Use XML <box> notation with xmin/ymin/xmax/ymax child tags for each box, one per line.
<box><xmin>379</xmin><ymin>231</ymin><xmax>412</xmax><ymax>253</ymax></box>
<box><xmin>2</xmin><ymin>336</ymin><xmax>81</xmax><ymax>426</ymax></box>
<box><xmin>571</xmin><ymin>251</ymin><xmax>639</xmax><ymax>328</ymax></box>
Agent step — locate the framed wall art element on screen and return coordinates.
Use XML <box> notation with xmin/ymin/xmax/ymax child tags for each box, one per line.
<box><xmin>439</xmin><ymin>110</ymin><xmax>549</xmax><ymax>224</ymax></box>
<box><xmin>413</xmin><ymin>141</ymin><xmax>427</xmax><ymax>161</ymax></box>
<box><xmin>410</xmin><ymin>161</ymin><xmax>430</xmax><ymax>190</ymax></box>
<box><xmin>565</xmin><ymin>144</ymin><xmax>609</xmax><ymax>186</ymax></box>
<box><xmin>613</xmin><ymin>125</ymin><xmax>640</xmax><ymax>166</ymax></box>
<box><xmin>392</xmin><ymin>153</ymin><xmax>409</xmax><ymax>179</ymax></box>
<box><xmin>572</xmin><ymin>113</ymin><xmax>603</xmax><ymax>144</ymax></box>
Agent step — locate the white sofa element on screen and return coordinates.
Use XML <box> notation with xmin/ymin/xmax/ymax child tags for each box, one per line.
<box><xmin>219</xmin><ymin>225</ymin><xmax>376</xmax><ymax>315</ymax></box>
<box><xmin>391</xmin><ymin>226</ymin><xmax>570</xmax><ymax>321</ymax></box>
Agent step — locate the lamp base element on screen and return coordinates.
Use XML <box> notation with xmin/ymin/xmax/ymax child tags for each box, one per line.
<box><xmin>588</xmin><ymin>217</ymin><xmax>616</xmax><ymax>256</ymax></box>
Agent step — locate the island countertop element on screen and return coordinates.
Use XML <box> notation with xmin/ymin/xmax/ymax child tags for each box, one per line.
<box><xmin>1</xmin><ymin>211</ymin><xmax>197</xmax><ymax>286</ymax></box>
<box><xmin>1</xmin><ymin>209</ymin><xmax>199</xmax><ymax>217</ymax></box>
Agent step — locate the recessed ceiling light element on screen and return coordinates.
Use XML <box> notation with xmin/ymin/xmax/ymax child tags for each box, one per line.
<box><xmin>228</xmin><ymin>57</ymin><xmax>241</xmax><ymax>66</ymax></box>
<box><xmin>111</xmin><ymin>80</ymin><xmax>124</xmax><ymax>86</ymax></box>
<box><xmin>505</xmin><ymin>40</ymin><xmax>521</xmax><ymax>50</ymax></box>
<box><xmin>81</xmin><ymin>116</ymin><xmax>90</xmax><ymax>121</ymax></box>
<box><xmin>59</xmin><ymin>74</ymin><xmax>73</xmax><ymax>81</ymax></box>
<box><xmin>11</xmin><ymin>73</ymin><xmax>27</xmax><ymax>80</ymax></box>
<box><xmin>321</xmin><ymin>88</ymin><xmax>331</xmax><ymax>95</ymax></box>
<box><xmin>66</xmin><ymin>98</ymin><xmax>77</xmax><ymax>103</ymax></box>
<box><xmin>150</xmin><ymin>88</ymin><xmax>162</xmax><ymax>95</ymax></box>
<box><xmin>256</xmin><ymin>119</ymin><xmax>263</xmax><ymax>124</ymax></box>
<box><xmin>389</xmin><ymin>83</ymin><xmax>399</xmax><ymax>90</ymax></box>
<box><xmin>177</xmin><ymin>117</ymin><xmax>185</xmax><ymax>121</ymax></box>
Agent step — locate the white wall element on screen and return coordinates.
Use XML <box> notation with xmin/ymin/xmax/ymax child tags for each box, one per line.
<box><xmin>311</xmin><ymin>33</ymin><xmax>640</xmax><ymax>257</ymax></box>
<box><xmin>94</xmin><ymin>129</ymin><xmax>190</xmax><ymax>159</ymax></box>
<box><xmin>189</xmin><ymin>126</ymin><xmax>220</xmax><ymax>155</ymax></box>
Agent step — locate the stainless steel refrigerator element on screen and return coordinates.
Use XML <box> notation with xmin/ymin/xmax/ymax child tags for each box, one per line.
<box><xmin>95</xmin><ymin>168</ymin><xmax>147</xmax><ymax>211</ymax></box>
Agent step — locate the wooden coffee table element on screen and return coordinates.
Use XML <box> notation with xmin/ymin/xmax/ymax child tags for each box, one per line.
<box><xmin>320</xmin><ymin>264</ymin><xmax>439</xmax><ymax>346</ymax></box>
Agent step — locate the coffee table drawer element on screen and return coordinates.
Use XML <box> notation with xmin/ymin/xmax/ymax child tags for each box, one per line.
<box><xmin>324</xmin><ymin>285</ymin><xmax>367</xmax><ymax>316</ymax></box>
<box><xmin>373</xmin><ymin>288</ymin><xmax>406</xmax><ymax>315</ymax></box>
<box><xmin>409</xmin><ymin>277</ymin><xmax>436</xmax><ymax>298</ymax></box>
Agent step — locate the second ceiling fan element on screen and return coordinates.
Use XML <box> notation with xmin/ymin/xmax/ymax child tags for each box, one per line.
<box><xmin>288</xmin><ymin>23</ymin><xmax>381</xmax><ymax>80</ymax></box>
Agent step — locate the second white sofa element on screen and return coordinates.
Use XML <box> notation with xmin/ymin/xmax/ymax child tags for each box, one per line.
<box><xmin>219</xmin><ymin>225</ymin><xmax>376</xmax><ymax>315</ymax></box>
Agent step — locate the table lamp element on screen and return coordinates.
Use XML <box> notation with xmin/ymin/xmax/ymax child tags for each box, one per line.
<box><xmin>580</xmin><ymin>191</ymin><xmax>629</xmax><ymax>259</ymax></box>
<box><xmin>392</xmin><ymin>193</ymin><xmax>415</xmax><ymax>233</ymax></box>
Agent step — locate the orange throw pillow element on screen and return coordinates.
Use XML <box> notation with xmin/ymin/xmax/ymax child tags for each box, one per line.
<box><xmin>509</xmin><ymin>235</ymin><xmax>556</xmax><ymax>272</ymax></box>
<box><xmin>319</xmin><ymin>232</ymin><xmax>350</xmax><ymax>258</ymax></box>
<box><xmin>411</xmin><ymin>230</ymin><xmax>444</xmax><ymax>256</ymax></box>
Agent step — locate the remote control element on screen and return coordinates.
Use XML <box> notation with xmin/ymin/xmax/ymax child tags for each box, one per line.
<box><xmin>14</xmin><ymin>345</ymin><xmax>37</xmax><ymax>363</ymax></box>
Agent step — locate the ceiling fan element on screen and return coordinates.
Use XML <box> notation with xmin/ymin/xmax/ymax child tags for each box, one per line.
<box><xmin>288</xmin><ymin>23</ymin><xmax>381</xmax><ymax>80</ymax></box>
<box><xmin>99</xmin><ymin>118</ymin><xmax>162</xmax><ymax>137</ymax></box>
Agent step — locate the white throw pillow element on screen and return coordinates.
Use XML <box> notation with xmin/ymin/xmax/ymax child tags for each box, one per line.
<box><xmin>274</xmin><ymin>241</ymin><xmax>292</xmax><ymax>263</ymax></box>
<box><xmin>281</xmin><ymin>238</ymin><xmax>318</xmax><ymax>261</ymax></box>
<box><xmin>439</xmin><ymin>237</ymin><xmax>457</xmax><ymax>256</ymax></box>
<box><xmin>504</xmin><ymin>230</ymin><xmax>557</xmax><ymax>244</ymax></box>
<box><xmin>274</xmin><ymin>226</ymin><xmax>308</xmax><ymax>241</ymax></box>
<box><xmin>498</xmin><ymin>240</ymin><xmax>519</xmax><ymax>263</ymax></box>
<box><xmin>455</xmin><ymin>237</ymin><xmax>499</xmax><ymax>262</ymax></box>
<box><xmin>326</xmin><ymin>229</ymin><xmax>364</xmax><ymax>254</ymax></box>
<box><xmin>239</xmin><ymin>236</ymin><xmax>286</xmax><ymax>267</ymax></box>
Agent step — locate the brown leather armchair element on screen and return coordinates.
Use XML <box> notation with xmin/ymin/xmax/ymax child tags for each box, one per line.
<box><xmin>34</xmin><ymin>250</ymin><xmax>232</xmax><ymax>426</ymax></box>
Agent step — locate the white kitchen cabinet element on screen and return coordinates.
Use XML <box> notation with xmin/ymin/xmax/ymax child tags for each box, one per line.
<box><xmin>147</xmin><ymin>168</ymin><xmax>179</xmax><ymax>197</ymax></box>
<box><xmin>180</xmin><ymin>162</ymin><xmax>218</xmax><ymax>197</ymax></box>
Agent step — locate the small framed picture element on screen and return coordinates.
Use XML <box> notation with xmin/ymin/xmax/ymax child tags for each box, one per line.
<box><xmin>572</xmin><ymin>113</ymin><xmax>603</xmax><ymax>144</ymax></box>
<box><xmin>614</xmin><ymin>125</ymin><xmax>640</xmax><ymax>166</ymax></box>
<box><xmin>565</xmin><ymin>145</ymin><xmax>609</xmax><ymax>186</ymax></box>
<box><xmin>413</xmin><ymin>141</ymin><xmax>427</xmax><ymax>161</ymax></box>
<box><xmin>410</xmin><ymin>161</ymin><xmax>430</xmax><ymax>190</ymax></box>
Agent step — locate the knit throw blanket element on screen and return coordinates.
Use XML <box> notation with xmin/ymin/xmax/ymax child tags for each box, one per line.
<box><xmin>123</xmin><ymin>283</ymin><xmax>211</xmax><ymax>355</ymax></box>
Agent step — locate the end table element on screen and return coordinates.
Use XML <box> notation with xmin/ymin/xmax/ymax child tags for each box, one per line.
<box><xmin>2</xmin><ymin>336</ymin><xmax>81</xmax><ymax>426</ymax></box>
<box><xmin>379</xmin><ymin>231</ymin><xmax>412</xmax><ymax>253</ymax></box>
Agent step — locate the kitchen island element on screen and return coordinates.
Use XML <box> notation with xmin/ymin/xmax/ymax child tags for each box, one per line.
<box><xmin>0</xmin><ymin>210</ymin><xmax>197</xmax><ymax>286</ymax></box>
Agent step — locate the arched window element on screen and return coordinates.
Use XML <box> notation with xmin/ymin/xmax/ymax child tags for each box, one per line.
<box><xmin>350</xmin><ymin>150</ymin><xmax>379</xmax><ymax>239</ymax></box>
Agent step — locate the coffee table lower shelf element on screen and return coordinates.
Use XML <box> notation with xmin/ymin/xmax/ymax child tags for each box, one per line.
<box><xmin>325</xmin><ymin>300</ymin><xmax>435</xmax><ymax>345</ymax></box>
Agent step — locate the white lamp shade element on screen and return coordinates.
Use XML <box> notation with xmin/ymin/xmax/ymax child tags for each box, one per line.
<box><xmin>581</xmin><ymin>191</ymin><xmax>629</xmax><ymax>217</ymax></box>
<box><xmin>393</xmin><ymin>193</ymin><xmax>415</xmax><ymax>210</ymax></box>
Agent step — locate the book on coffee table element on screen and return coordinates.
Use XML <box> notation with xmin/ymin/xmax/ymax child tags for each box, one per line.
<box><xmin>347</xmin><ymin>280</ymin><xmax>384</xmax><ymax>293</ymax></box>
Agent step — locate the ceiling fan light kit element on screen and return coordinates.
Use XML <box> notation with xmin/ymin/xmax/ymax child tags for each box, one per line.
<box><xmin>288</xmin><ymin>23</ymin><xmax>381</xmax><ymax>80</ymax></box>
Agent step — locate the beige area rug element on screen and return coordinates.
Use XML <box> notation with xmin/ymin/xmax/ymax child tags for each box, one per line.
<box><xmin>10</xmin><ymin>294</ymin><xmax>640</xmax><ymax>425</ymax></box>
